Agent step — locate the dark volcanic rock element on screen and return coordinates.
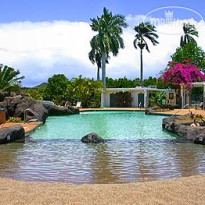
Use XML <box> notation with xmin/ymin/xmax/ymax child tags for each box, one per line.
<box><xmin>162</xmin><ymin>116</ymin><xmax>205</xmax><ymax>145</ymax></box>
<box><xmin>145</xmin><ymin>106</ymin><xmax>160</xmax><ymax>115</ymax></box>
<box><xmin>0</xmin><ymin>91</ymin><xmax>9</xmax><ymax>102</ymax></box>
<box><xmin>145</xmin><ymin>108</ymin><xmax>154</xmax><ymax>115</ymax></box>
<box><xmin>194</xmin><ymin>136</ymin><xmax>205</xmax><ymax>145</ymax></box>
<box><xmin>0</xmin><ymin>125</ymin><xmax>25</xmax><ymax>144</ymax></box>
<box><xmin>81</xmin><ymin>133</ymin><xmax>104</xmax><ymax>143</ymax></box>
<box><xmin>0</xmin><ymin>96</ymin><xmax>48</xmax><ymax>123</ymax></box>
<box><xmin>44</xmin><ymin>104</ymin><xmax>79</xmax><ymax>116</ymax></box>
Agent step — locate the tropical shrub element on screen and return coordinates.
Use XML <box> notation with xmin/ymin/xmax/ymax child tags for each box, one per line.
<box><xmin>0</xmin><ymin>64</ymin><xmax>24</xmax><ymax>92</ymax></box>
<box><xmin>7</xmin><ymin>117</ymin><xmax>23</xmax><ymax>123</ymax></box>
<box><xmin>72</xmin><ymin>77</ymin><xmax>103</xmax><ymax>108</ymax></box>
<box><xmin>162</xmin><ymin>60</ymin><xmax>205</xmax><ymax>90</ymax></box>
<box><xmin>43</xmin><ymin>74</ymin><xmax>69</xmax><ymax>104</ymax></box>
<box><xmin>150</xmin><ymin>91</ymin><xmax>166</xmax><ymax>108</ymax></box>
<box><xmin>42</xmin><ymin>75</ymin><xmax>103</xmax><ymax>107</ymax></box>
<box><xmin>26</xmin><ymin>89</ymin><xmax>43</xmax><ymax>100</ymax></box>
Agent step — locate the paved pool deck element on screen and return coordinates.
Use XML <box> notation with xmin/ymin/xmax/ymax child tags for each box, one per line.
<box><xmin>0</xmin><ymin>122</ymin><xmax>43</xmax><ymax>135</ymax></box>
<box><xmin>80</xmin><ymin>108</ymin><xmax>205</xmax><ymax>116</ymax></box>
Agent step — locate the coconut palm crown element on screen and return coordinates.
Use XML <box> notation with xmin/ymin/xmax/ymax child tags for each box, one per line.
<box><xmin>0</xmin><ymin>64</ymin><xmax>24</xmax><ymax>91</ymax></box>
<box><xmin>89</xmin><ymin>39</ymin><xmax>102</xmax><ymax>81</ymax></box>
<box><xmin>90</xmin><ymin>7</ymin><xmax>128</xmax><ymax>86</ymax></box>
<box><xmin>133</xmin><ymin>22</ymin><xmax>159</xmax><ymax>86</ymax></box>
<box><xmin>180</xmin><ymin>23</ymin><xmax>198</xmax><ymax>47</ymax></box>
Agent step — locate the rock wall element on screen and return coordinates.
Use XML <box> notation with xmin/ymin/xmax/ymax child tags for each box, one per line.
<box><xmin>0</xmin><ymin>96</ymin><xmax>48</xmax><ymax>123</ymax></box>
<box><xmin>44</xmin><ymin>104</ymin><xmax>79</xmax><ymax>116</ymax></box>
<box><xmin>0</xmin><ymin>125</ymin><xmax>25</xmax><ymax>144</ymax></box>
<box><xmin>162</xmin><ymin>117</ymin><xmax>205</xmax><ymax>145</ymax></box>
<box><xmin>0</xmin><ymin>95</ymin><xmax>80</xmax><ymax>124</ymax></box>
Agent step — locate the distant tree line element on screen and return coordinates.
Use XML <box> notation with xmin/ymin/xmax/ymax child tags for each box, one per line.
<box><xmin>1</xmin><ymin>8</ymin><xmax>205</xmax><ymax>108</ymax></box>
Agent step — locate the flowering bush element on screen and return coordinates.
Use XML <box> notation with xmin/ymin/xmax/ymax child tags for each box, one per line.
<box><xmin>162</xmin><ymin>60</ymin><xmax>205</xmax><ymax>90</ymax></box>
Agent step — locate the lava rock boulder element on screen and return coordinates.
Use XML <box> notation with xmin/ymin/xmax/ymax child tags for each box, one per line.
<box><xmin>0</xmin><ymin>125</ymin><xmax>25</xmax><ymax>144</ymax></box>
<box><xmin>81</xmin><ymin>133</ymin><xmax>104</xmax><ymax>143</ymax></box>
<box><xmin>44</xmin><ymin>104</ymin><xmax>79</xmax><ymax>116</ymax></box>
<box><xmin>0</xmin><ymin>96</ymin><xmax>48</xmax><ymax>124</ymax></box>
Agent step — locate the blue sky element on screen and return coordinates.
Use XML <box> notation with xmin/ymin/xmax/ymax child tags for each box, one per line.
<box><xmin>0</xmin><ymin>0</ymin><xmax>204</xmax><ymax>86</ymax></box>
<box><xmin>0</xmin><ymin>0</ymin><xmax>204</xmax><ymax>23</ymax></box>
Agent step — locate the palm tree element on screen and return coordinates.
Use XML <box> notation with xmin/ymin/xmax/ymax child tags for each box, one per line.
<box><xmin>89</xmin><ymin>38</ymin><xmax>102</xmax><ymax>81</ymax></box>
<box><xmin>89</xmin><ymin>38</ymin><xmax>110</xmax><ymax>81</ymax></box>
<box><xmin>180</xmin><ymin>23</ymin><xmax>198</xmax><ymax>47</ymax></box>
<box><xmin>133</xmin><ymin>22</ymin><xmax>159</xmax><ymax>86</ymax></box>
<box><xmin>0</xmin><ymin>64</ymin><xmax>24</xmax><ymax>91</ymax></box>
<box><xmin>90</xmin><ymin>7</ymin><xmax>128</xmax><ymax>86</ymax></box>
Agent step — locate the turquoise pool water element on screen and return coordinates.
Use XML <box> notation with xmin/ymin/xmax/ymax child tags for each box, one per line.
<box><xmin>31</xmin><ymin>111</ymin><xmax>178</xmax><ymax>140</ymax></box>
<box><xmin>0</xmin><ymin>111</ymin><xmax>205</xmax><ymax>184</ymax></box>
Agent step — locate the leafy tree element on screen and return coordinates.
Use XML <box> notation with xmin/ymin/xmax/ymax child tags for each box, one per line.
<box><xmin>106</xmin><ymin>77</ymin><xmax>140</xmax><ymax>88</ymax></box>
<box><xmin>162</xmin><ymin>60</ymin><xmax>205</xmax><ymax>90</ymax></box>
<box><xmin>180</xmin><ymin>23</ymin><xmax>198</xmax><ymax>47</ymax></box>
<box><xmin>143</xmin><ymin>77</ymin><xmax>158</xmax><ymax>87</ymax></box>
<box><xmin>43</xmin><ymin>74</ymin><xmax>69</xmax><ymax>104</ymax></box>
<box><xmin>143</xmin><ymin>77</ymin><xmax>171</xmax><ymax>89</ymax></box>
<box><xmin>89</xmin><ymin>38</ymin><xmax>102</xmax><ymax>81</ymax></box>
<box><xmin>0</xmin><ymin>64</ymin><xmax>24</xmax><ymax>91</ymax></box>
<box><xmin>26</xmin><ymin>89</ymin><xmax>43</xmax><ymax>100</ymax></box>
<box><xmin>72</xmin><ymin>77</ymin><xmax>103</xmax><ymax>107</ymax></box>
<box><xmin>90</xmin><ymin>7</ymin><xmax>128</xmax><ymax>86</ymax></box>
<box><xmin>171</xmin><ymin>42</ymin><xmax>205</xmax><ymax>71</ymax></box>
<box><xmin>133</xmin><ymin>22</ymin><xmax>159</xmax><ymax>86</ymax></box>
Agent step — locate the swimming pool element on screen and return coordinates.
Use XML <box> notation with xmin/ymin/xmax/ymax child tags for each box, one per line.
<box><xmin>31</xmin><ymin>111</ymin><xmax>178</xmax><ymax>140</ymax></box>
<box><xmin>0</xmin><ymin>111</ymin><xmax>204</xmax><ymax>184</ymax></box>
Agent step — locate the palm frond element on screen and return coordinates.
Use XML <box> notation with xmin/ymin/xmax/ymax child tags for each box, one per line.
<box><xmin>133</xmin><ymin>22</ymin><xmax>159</xmax><ymax>52</ymax></box>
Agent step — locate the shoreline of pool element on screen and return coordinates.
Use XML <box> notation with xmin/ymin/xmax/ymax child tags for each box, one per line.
<box><xmin>1</xmin><ymin>121</ymin><xmax>43</xmax><ymax>136</ymax></box>
<box><xmin>2</xmin><ymin>108</ymin><xmax>205</xmax><ymax>136</ymax></box>
<box><xmin>0</xmin><ymin>174</ymin><xmax>204</xmax><ymax>204</ymax></box>
<box><xmin>80</xmin><ymin>107</ymin><xmax>205</xmax><ymax>116</ymax></box>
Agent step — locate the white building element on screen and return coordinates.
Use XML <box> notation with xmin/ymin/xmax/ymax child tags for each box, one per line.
<box><xmin>101</xmin><ymin>87</ymin><xmax>176</xmax><ymax>108</ymax></box>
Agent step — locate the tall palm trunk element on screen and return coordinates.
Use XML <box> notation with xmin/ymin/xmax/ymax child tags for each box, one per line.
<box><xmin>97</xmin><ymin>67</ymin><xmax>100</xmax><ymax>81</ymax></box>
<box><xmin>102</xmin><ymin>53</ymin><xmax>106</xmax><ymax>86</ymax></box>
<box><xmin>140</xmin><ymin>48</ymin><xmax>143</xmax><ymax>87</ymax></box>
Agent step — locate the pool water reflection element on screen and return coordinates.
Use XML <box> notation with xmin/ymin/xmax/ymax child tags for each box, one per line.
<box><xmin>0</xmin><ymin>112</ymin><xmax>205</xmax><ymax>184</ymax></box>
<box><xmin>0</xmin><ymin>139</ymin><xmax>204</xmax><ymax>184</ymax></box>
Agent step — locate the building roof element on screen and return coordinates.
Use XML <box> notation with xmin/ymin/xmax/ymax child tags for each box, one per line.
<box><xmin>192</xmin><ymin>82</ymin><xmax>205</xmax><ymax>87</ymax></box>
<box><xmin>103</xmin><ymin>87</ymin><xmax>175</xmax><ymax>93</ymax></box>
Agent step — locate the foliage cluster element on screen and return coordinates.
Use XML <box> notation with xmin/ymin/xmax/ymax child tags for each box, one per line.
<box><xmin>43</xmin><ymin>75</ymin><xmax>103</xmax><ymax>107</ymax></box>
<box><xmin>0</xmin><ymin>64</ymin><xmax>24</xmax><ymax>92</ymax></box>
<box><xmin>149</xmin><ymin>92</ymin><xmax>166</xmax><ymax>108</ymax></box>
<box><xmin>171</xmin><ymin>42</ymin><xmax>205</xmax><ymax>71</ymax></box>
<box><xmin>7</xmin><ymin>117</ymin><xmax>23</xmax><ymax>123</ymax></box>
<box><xmin>162</xmin><ymin>60</ymin><xmax>205</xmax><ymax>90</ymax></box>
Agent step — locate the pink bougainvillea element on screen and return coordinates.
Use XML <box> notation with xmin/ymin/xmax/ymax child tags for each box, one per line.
<box><xmin>162</xmin><ymin>60</ymin><xmax>205</xmax><ymax>90</ymax></box>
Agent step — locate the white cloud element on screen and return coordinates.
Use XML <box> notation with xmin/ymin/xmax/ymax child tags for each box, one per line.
<box><xmin>0</xmin><ymin>18</ymin><xmax>204</xmax><ymax>86</ymax></box>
